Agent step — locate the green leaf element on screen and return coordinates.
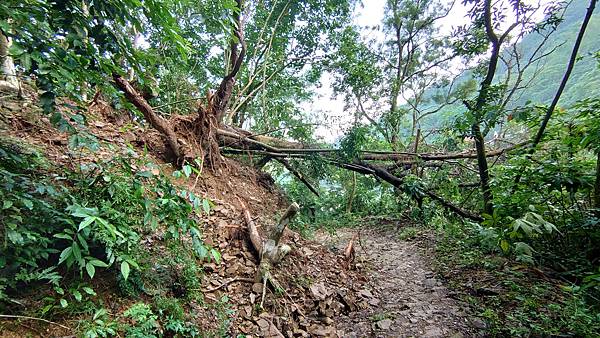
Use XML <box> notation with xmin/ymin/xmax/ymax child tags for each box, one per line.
<box><xmin>82</xmin><ymin>287</ymin><xmax>96</xmax><ymax>296</ymax></box>
<box><xmin>182</xmin><ymin>165</ymin><xmax>192</xmax><ymax>178</ymax></box>
<box><xmin>72</xmin><ymin>290</ymin><xmax>82</xmax><ymax>302</ymax></box>
<box><xmin>60</xmin><ymin>298</ymin><xmax>68</xmax><ymax>308</ymax></box>
<box><xmin>89</xmin><ymin>259</ymin><xmax>108</xmax><ymax>267</ymax></box>
<box><xmin>500</xmin><ymin>240</ymin><xmax>510</xmax><ymax>253</ymax></box>
<box><xmin>2</xmin><ymin>200</ymin><xmax>13</xmax><ymax>209</ymax></box>
<box><xmin>77</xmin><ymin>234</ymin><xmax>89</xmax><ymax>252</ymax></box>
<box><xmin>58</xmin><ymin>246</ymin><xmax>73</xmax><ymax>265</ymax></box>
<box><xmin>53</xmin><ymin>233</ymin><xmax>73</xmax><ymax>240</ymax></box>
<box><xmin>202</xmin><ymin>199</ymin><xmax>211</xmax><ymax>214</ymax></box>
<box><xmin>72</xmin><ymin>242</ymin><xmax>82</xmax><ymax>262</ymax></box>
<box><xmin>78</xmin><ymin>216</ymin><xmax>96</xmax><ymax>231</ymax></box>
<box><xmin>195</xmin><ymin>243</ymin><xmax>208</xmax><ymax>259</ymax></box>
<box><xmin>210</xmin><ymin>248</ymin><xmax>221</xmax><ymax>264</ymax></box>
<box><xmin>7</xmin><ymin>230</ymin><xmax>24</xmax><ymax>245</ymax></box>
<box><xmin>69</xmin><ymin>205</ymin><xmax>98</xmax><ymax>218</ymax></box>
<box><xmin>22</xmin><ymin>199</ymin><xmax>33</xmax><ymax>210</ymax></box>
<box><xmin>85</xmin><ymin>261</ymin><xmax>96</xmax><ymax>279</ymax></box>
<box><xmin>8</xmin><ymin>43</ymin><xmax>25</xmax><ymax>56</ymax></box>
<box><xmin>120</xmin><ymin>261</ymin><xmax>130</xmax><ymax>281</ymax></box>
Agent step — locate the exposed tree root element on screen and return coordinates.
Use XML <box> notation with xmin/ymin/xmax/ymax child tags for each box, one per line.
<box><xmin>238</xmin><ymin>198</ymin><xmax>299</xmax><ymax>307</ymax></box>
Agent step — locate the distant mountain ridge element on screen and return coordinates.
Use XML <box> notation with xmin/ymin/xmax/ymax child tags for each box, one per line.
<box><xmin>417</xmin><ymin>0</ymin><xmax>600</xmax><ymax>131</ymax></box>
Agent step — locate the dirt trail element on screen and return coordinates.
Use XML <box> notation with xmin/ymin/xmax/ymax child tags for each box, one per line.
<box><xmin>316</xmin><ymin>226</ymin><xmax>478</xmax><ymax>338</ymax></box>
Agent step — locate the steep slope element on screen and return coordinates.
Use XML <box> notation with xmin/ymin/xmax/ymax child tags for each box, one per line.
<box><xmin>418</xmin><ymin>1</ymin><xmax>600</xmax><ymax>131</ymax></box>
<box><xmin>0</xmin><ymin>90</ymin><xmax>368</xmax><ymax>337</ymax></box>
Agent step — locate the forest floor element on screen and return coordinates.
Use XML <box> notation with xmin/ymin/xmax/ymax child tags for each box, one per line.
<box><xmin>315</xmin><ymin>224</ymin><xmax>482</xmax><ymax>338</ymax></box>
<box><xmin>4</xmin><ymin>90</ymin><xmax>593</xmax><ymax>337</ymax></box>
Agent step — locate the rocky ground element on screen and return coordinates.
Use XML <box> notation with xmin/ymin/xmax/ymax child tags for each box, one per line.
<box><xmin>316</xmin><ymin>226</ymin><xmax>483</xmax><ymax>338</ymax></box>
<box><xmin>1</xmin><ymin>91</ymin><xmax>483</xmax><ymax>337</ymax></box>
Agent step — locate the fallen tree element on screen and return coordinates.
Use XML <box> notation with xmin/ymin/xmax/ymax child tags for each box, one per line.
<box><xmin>110</xmin><ymin>0</ymin><xmax>519</xmax><ymax>224</ymax></box>
<box><xmin>239</xmin><ymin>199</ymin><xmax>299</xmax><ymax>307</ymax></box>
<box><xmin>113</xmin><ymin>73</ymin><xmax>501</xmax><ymax>223</ymax></box>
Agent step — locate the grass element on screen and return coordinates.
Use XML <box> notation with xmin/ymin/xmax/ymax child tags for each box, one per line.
<box><xmin>429</xmin><ymin>219</ymin><xmax>600</xmax><ymax>337</ymax></box>
<box><xmin>369</xmin><ymin>311</ymin><xmax>393</xmax><ymax>322</ymax></box>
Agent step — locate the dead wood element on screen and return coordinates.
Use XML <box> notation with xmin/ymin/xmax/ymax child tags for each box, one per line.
<box><xmin>113</xmin><ymin>74</ymin><xmax>182</xmax><ymax>162</ymax></box>
<box><xmin>343</xmin><ymin>233</ymin><xmax>358</xmax><ymax>268</ymax></box>
<box><xmin>239</xmin><ymin>198</ymin><xmax>263</xmax><ymax>255</ymax></box>
<box><xmin>220</xmin><ymin>141</ymin><xmax>527</xmax><ymax>164</ymax></box>
<box><xmin>274</xmin><ymin>158</ymin><xmax>320</xmax><ymax>197</ymax></box>
<box><xmin>238</xmin><ymin>199</ymin><xmax>300</xmax><ymax>307</ymax></box>
<box><xmin>262</xmin><ymin>203</ymin><xmax>299</xmax><ymax>262</ymax></box>
<box><xmin>424</xmin><ymin>190</ymin><xmax>483</xmax><ymax>222</ymax></box>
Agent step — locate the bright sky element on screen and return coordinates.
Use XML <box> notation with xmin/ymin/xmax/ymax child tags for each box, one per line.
<box><xmin>310</xmin><ymin>0</ymin><xmax>469</xmax><ymax>142</ymax></box>
<box><xmin>309</xmin><ymin>0</ymin><xmax>554</xmax><ymax>143</ymax></box>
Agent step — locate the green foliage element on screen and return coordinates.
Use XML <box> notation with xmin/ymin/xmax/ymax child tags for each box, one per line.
<box><xmin>41</xmin><ymin>283</ymin><xmax>97</xmax><ymax>316</ymax></box>
<box><xmin>339</xmin><ymin>125</ymin><xmax>368</xmax><ymax>160</ymax></box>
<box><xmin>0</xmin><ymin>138</ymin><xmax>213</xmax><ymax>311</ymax></box>
<box><xmin>432</xmin><ymin>218</ymin><xmax>600</xmax><ymax>337</ymax></box>
<box><xmin>80</xmin><ymin>308</ymin><xmax>119</xmax><ymax>338</ymax></box>
<box><xmin>213</xmin><ymin>295</ymin><xmax>235</xmax><ymax>337</ymax></box>
<box><xmin>123</xmin><ymin>302</ymin><xmax>161</xmax><ymax>338</ymax></box>
<box><xmin>1</xmin><ymin>0</ymin><xmax>187</xmax><ymax>116</ymax></box>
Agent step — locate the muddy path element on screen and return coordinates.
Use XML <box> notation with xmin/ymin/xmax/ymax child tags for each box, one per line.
<box><xmin>315</xmin><ymin>226</ymin><xmax>481</xmax><ymax>338</ymax></box>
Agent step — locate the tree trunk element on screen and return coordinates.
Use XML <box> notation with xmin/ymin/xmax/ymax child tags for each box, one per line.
<box><xmin>346</xmin><ymin>172</ymin><xmax>357</xmax><ymax>213</ymax></box>
<box><xmin>210</xmin><ymin>0</ymin><xmax>246</xmax><ymax>123</ymax></box>
<box><xmin>113</xmin><ymin>74</ymin><xmax>182</xmax><ymax>162</ymax></box>
<box><xmin>469</xmin><ymin>0</ymin><xmax>516</xmax><ymax>216</ymax></box>
<box><xmin>595</xmin><ymin>151</ymin><xmax>600</xmax><ymax>215</ymax></box>
<box><xmin>0</xmin><ymin>31</ymin><xmax>18</xmax><ymax>91</ymax></box>
<box><xmin>472</xmin><ymin>123</ymin><xmax>494</xmax><ymax>215</ymax></box>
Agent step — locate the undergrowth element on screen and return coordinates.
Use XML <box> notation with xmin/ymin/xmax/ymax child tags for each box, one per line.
<box><xmin>0</xmin><ymin>136</ymin><xmax>227</xmax><ymax>335</ymax></box>
<box><xmin>430</xmin><ymin>217</ymin><xmax>600</xmax><ymax>337</ymax></box>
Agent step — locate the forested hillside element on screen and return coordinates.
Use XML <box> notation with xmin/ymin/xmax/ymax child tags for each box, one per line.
<box><xmin>417</xmin><ymin>0</ymin><xmax>600</xmax><ymax>133</ymax></box>
<box><xmin>500</xmin><ymin>0</ymin><xmax>600</xmax><ymax>106</ymax></box>
<box><xmin>1</xmin><ymin>0</ymin><xmax>599</xmax><ymax>337</ymax></box>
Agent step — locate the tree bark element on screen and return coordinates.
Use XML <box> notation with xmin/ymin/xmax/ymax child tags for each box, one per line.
<box><xmin>210</xmin><ymin>0</ymin><xmax>247</xmax><ymax>122</ymax></box>
<box><xmin>113</xmin><ymin>74</ymin><xmax>182</xmax><ymax>161</ymax></box>
<box><xmin>0</xmin><ymin>30</ymin><xmax>18</xmax><ymax>91</ymax></box>
<box><xmin>595</xmin><ymin>151</ymin><xmax>600</xmax><ymax>215</ymax></box>
<box><xmin>239</xmin><ymin>199</ymin><xmax>298</xmax><ymax>307</ymax></box>
<box><xmin>220</xmin><ymin>142</ymin><xmax>526</xmax><ymax>163</ymax></box>
<box><xmin>469</xmin><ymin>0</ymin><xmax>517</xmax><ymax>215</ymax></box>
<box><xmin>274</xmin><ymin>158</ymin><xmax>320</xmax><ymax>197</ymax></box>
<box><xmin>472</xmin><ymin>123</ymin><xmax>494</xmax><ymax>215</ymax></box>
<box><xmin>346</xmin><ymin>172</ymin><xmax>357</xmax><ymax>213</ymax></box>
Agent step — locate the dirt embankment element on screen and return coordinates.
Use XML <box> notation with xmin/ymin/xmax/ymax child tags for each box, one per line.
<box><xmin>0</xmin><ymin>92</ymin><xmax>370</xmax><ymax>337</ymax></box>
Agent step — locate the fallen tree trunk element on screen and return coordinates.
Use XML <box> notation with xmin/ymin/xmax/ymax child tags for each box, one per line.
<box><xmin>334</xmin><ymin>161</ymin><xmax>483</xmax><ymax>222</ymax></box>
<box><xmin>114</xmin><ymin>78</ymin><xmax>486</xmax><ymax>223</ymax></box>
<box><xmin>424</xmin><ymin>190</ymin><xmax>484</xmax><ymax>222</ymax></box>
<box><xmin>113</xmin><ymin>74</ymin><xmax>182</xmax><ymax>161</ymax></box>
<box><xmin>220</xmin><ymin>142</ymin><xmax>526</xmax><ymax>164</ymax></box>
<box><xmin>274</xmin><ymin>158</ymin><xmax>320</xmax><ymax>197</ymax></box>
